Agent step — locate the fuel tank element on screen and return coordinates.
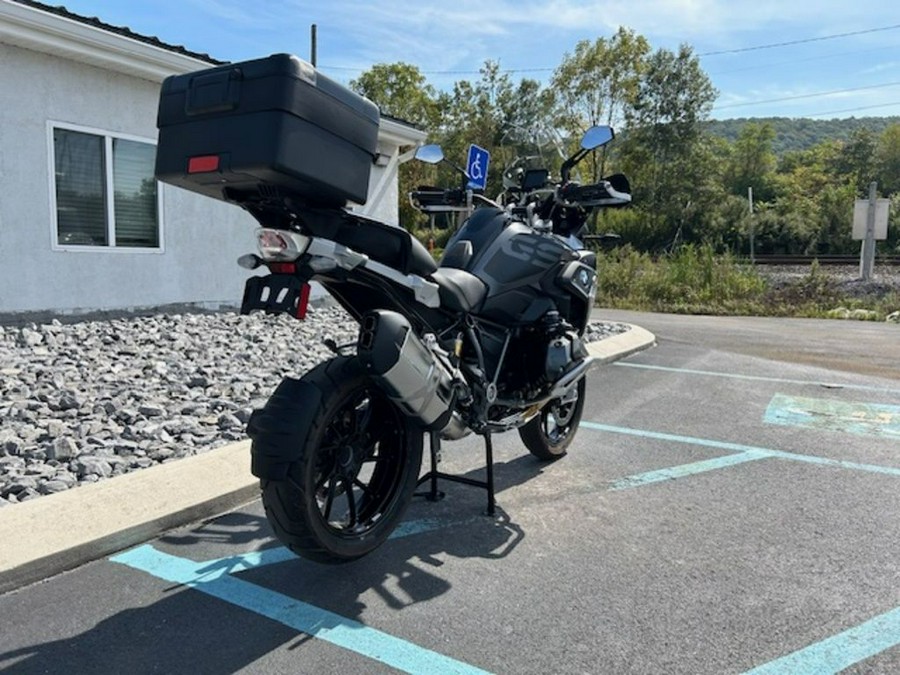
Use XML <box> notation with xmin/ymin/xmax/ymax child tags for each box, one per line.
<box><xmin>441</xmin><ymin>208</ymin><xmax>591</xmax><ymax>328</ymax></box>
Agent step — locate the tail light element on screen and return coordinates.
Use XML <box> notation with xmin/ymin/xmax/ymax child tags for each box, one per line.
<box><xmin>256</xmin><ymin>228</ymin><xmax>310</xmax><ymax>262</ymax></box>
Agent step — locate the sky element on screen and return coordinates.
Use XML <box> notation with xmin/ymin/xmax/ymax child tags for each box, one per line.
<box><xmin>53</xmin><ymin>0</ymin><xmax>900</xmax><ymax>121</ymax></box>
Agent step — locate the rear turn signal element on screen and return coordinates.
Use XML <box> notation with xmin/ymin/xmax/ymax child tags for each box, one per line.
<box><xmin>296</xmin><ymin>282</ymin><xmax>311</xmax><ymax>320</ymax></box>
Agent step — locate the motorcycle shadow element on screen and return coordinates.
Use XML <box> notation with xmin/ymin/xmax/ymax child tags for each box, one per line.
<box><xmin>158</xmin><ymin>511</ymin><xmax>272</xmax><ymax>548</ymax></box>
<box><xmin>0</xmin><ymin>457</ymin><xmax>549</xmax><ymax>673</ymax></box>
<box><xmin>232</xmin><ymin>454</ymin><xmax>547</xmax><ymax>623</ymax></box>
<box><xmin>151</xmin><ymin>453</ymin><xmax>547</xmax><ymax>629</ymax></box>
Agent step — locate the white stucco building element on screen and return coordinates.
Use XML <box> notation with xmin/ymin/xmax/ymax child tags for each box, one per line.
<box><xmin>0</xmin><ymin>0</ymin><xmax>425</xmax><ymax>317</ymax></box>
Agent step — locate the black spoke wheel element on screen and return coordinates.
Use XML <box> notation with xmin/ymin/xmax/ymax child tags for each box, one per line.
<box><xmin>261</xmin><ymin>356</ymin><xmax>422</xmax><ymax>563</ymax></box>
<box><xmin>519</xmin><ymin>377</ymin><xmax>586</xmax><ymax>460</ymax></box>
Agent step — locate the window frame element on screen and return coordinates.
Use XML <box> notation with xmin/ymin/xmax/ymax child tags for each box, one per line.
<box><xmin>47</xmin><ymin>121</ymin><xmax>165</xmax><ymax>253</ymax></box>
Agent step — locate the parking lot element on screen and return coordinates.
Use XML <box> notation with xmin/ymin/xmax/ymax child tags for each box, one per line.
<box><xmin>2</xmin><ymin>313</ymin><xmax>899</xmax><ymax>674</ymax></box>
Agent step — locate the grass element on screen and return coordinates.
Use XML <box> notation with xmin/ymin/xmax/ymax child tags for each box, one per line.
<box><xmin>594</xmin><ymin>245</ymin><xmax>900</xmax><ymax>321</ymax></box>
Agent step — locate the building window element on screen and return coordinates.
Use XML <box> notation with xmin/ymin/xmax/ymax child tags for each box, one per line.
<box><xmin>52</xmin><ymin>126</ymin><xmax>160</xmax><ymax>249</ymax></box>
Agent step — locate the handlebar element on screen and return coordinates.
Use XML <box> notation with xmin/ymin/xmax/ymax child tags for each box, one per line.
<box><xmin>409</xmin><ymin>187</ymin><xmax>469</xmax><ymax>213</ymax></box>
<box><xmin>558</xmin><ymin>179</ymin><xmax>631</xmax><ymax>208</ymax></box>
<box><xmin>410</xmin><ymin>187</ymin><xmax>504</xmax><ymax>215</ymax></box>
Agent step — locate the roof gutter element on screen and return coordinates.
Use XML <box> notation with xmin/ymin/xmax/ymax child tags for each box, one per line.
<box><xmin>378</xmin><ymin>117</ymin><xmax>428</xmax><ymax>149</ymax></box>
<box><xmin>0</xmin><ymin>0</ymin><xmax>429</xmax><ymax>146</ymax></box>
<box><xmin>0</xmin><ymin>0</ymin><xmax>216</xmax><ymax>82</ymax></box>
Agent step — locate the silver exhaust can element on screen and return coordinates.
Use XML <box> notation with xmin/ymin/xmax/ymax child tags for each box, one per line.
<box><xmin>357</xmin><ymin>310</ymin><xmax>456</xmax><ymax>430</ymax></box>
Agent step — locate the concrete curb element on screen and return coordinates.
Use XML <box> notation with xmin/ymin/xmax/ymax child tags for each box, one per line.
<box><xmin>587</xmin><ymin>323</ymin><xmax>657</xmax><ymax>365</ymax></box>
<box><xmin>0</xmin><ymin>323</ymin><xmax>655</xmax><ymax>595</ymax></box>
<box><xmin>0</xmin><ymin>441</ymin><xmax>259</xmax><ymax>594</ymax></box>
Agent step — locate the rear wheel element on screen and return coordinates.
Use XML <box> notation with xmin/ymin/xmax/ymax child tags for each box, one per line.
<box><xmin>261</xmin><ymin>356</ymin><xmax>422</xmax><ymax>563</ymax></box>
<box><xmin>519</xmin><ymin>378</ymin><xmax>586</xmax><ymax>460</ymax></box>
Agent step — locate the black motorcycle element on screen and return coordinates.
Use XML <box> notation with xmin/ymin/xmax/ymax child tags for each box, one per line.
<box><xmin>154</xmin><ymin>54</ymin><xmax>631</xmax><ymax>562</ymax></box>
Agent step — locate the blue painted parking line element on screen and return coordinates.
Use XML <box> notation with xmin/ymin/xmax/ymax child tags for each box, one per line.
<box><xmin>744</xmin><ymin>605</ymin><xmax>900</xmax><ymax>674</ymax></box>
<box><xmin>609</xmin><ymin>450</ymin><xmax>769</xmax><ymax>490</ymax></box>
<box><xmin>765</xmin><ymin>393</ymin><xmax>900</xmax><ymax>439</ymax></box>
<box><xmin>111</xmin><ymin>543</ymin><xmax>490</xmax><ymax>675</ymax></box>
<box><xmin>580</xmin><ymin>422</ymin><xmax>900</xmax><ymax>489</ymax></box>
<box><xmin>586</xmin><ymin>419</ymin><xmax>900</xmax><ymax>670</ymax></box>
<box><xmin>615</xmin><ymin>362</ymin><xmax>900</xmax><ymax>395</ymax></box>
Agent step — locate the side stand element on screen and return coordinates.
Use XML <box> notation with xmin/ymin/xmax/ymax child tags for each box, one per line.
<box><xmin>415</xmin><ymin>431</ymin><xmax>496</xmax><ymax>516</ymax></box>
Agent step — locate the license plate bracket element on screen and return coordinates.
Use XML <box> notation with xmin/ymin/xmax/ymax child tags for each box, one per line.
<box><xmin>240</xmin><ymin>275</ymin><xmax>310</xmax><ymax>319</ymax></box>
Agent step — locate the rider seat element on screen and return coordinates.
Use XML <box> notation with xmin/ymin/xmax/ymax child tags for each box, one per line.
<box><xmin>430</xmin><ymin>268</ymin><xmax>487</xmax><ymax>313</ymax></box>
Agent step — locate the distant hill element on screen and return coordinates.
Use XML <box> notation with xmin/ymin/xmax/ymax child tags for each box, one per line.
<box><xmin>704</xmin><ymin>116</ymin><xmax>900</xmax><ymax>155</ymax></box>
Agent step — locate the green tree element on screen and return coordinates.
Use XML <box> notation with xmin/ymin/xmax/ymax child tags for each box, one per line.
<box><xmin>438</xmin><ymin>61</ymin><xmax>557</xmax><ymax>197</ymax></box>
<box><xmin>874</xmin><ymin>123</ymin><xmax>900</xmax><ymax>195</ymax></box>
<box><xmin>552</xmin><ymin>27</ymin><xmax>650</xmax><ymax>178</ymax></box>
<box><xmin>350</xmin><ymin>63</ymin><xmax>441</xmax><ymax>228</ymax></box>
<box><xmin>350</xmin><ymin>62</ymin><xmax>440</xmax><ymax>127</ymax></box>
<box><xmin>770</xmin><ymin>141</ymin><xmax>857</xmax><ymax>254</ymax></box>
<box><xmin>725</xmin><ymin>122</ymin><xmax>776</xmax><ymax>201</ymax></box>
<box><xmin>618</xmin><ymin>44</ymin><xmax>719</xmax><ymax>250</ymax></box>
<box><xmin>832</xmin><ymin>127</ymin><xmax>876</xmax><ymax>197</ymax></box>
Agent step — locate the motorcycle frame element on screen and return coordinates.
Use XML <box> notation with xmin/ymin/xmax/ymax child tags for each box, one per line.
<box><xmin>244</xmin><ymin>204</ymin><xmax>591</xmax><ymax>431</ymax></box>
<box><xmin>243</xmin><ymin>201</ymin><xmax>596</xmax><ymax>514</ymax></box>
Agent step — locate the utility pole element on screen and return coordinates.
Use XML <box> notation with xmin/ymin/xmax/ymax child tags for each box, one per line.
<box><xmin>310</xmin><ymin>24</ymin><xmax>317</xmax><ymax>67</ymax></box>
<box><xmin>748</xmin><ymin>186</ymin><xmax>755</xmax><ymax>264</ymax></box>
<box><xmin>860</xmin><ymin>181</ymin><xmax>877</xmax><ymax>281</ymax></box>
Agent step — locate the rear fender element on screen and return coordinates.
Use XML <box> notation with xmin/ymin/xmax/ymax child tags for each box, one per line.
<box><xmin>246</xmin><ymin>377</ymin><xmax>323</xmax><ymax>480</ymax></box>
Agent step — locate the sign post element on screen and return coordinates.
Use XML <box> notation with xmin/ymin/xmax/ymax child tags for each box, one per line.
<box><xmin>748</xmin><ymin>187</ymin><xmax>755</xmax><ymax>264</ymax></box>
<box><xmin>852</xmin><ymin>182</ymin><xmax>889</xmax><ymax>281</ymax></box>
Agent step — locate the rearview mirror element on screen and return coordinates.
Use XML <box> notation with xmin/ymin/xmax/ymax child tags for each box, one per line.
<box><xmin>415</xmin><ymin>144</ymin><xmax>444</xmax><ymax>164</ymax></box>
<box><xmin>581</xmin><ymin>125</ymin><xmax>614</xmax><ymax>150</ymax></box>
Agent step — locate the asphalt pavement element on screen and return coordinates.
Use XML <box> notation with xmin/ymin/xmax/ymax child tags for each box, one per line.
<box><xmin>0</xmin><ymin>322</ymin><xmax>655</xmax><ymax>594</ymax></box>
<box><xmin>3</xmin><ymin>312</ymin><xmax>900</xmax><ymax>674</ymax></box>
<box><xmin>597</xmin><ymin>309</ymin><xmax>900</xmax><ymax>379</ymax></box>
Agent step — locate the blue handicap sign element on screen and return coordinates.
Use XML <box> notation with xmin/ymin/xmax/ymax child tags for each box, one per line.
<box><xmin>466</xmin><ymin>144</ymin><xmax>490</xmax><ymax>190</ymax></box>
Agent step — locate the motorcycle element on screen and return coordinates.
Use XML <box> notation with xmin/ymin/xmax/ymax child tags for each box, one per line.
<box><xmin>153</xmin><ymin>54</ymin><xmax>631</xmax><ymax>563</ymax></box>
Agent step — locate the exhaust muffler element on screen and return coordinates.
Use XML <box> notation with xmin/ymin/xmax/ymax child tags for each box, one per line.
<box><xmin>358</xmin><ymin>310</ymin><xmax>461</xmax><ymax>433</ymax></box>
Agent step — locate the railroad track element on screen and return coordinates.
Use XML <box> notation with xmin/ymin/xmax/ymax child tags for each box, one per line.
<box><xmin>749</xmin><ymin>254</ymin><xmax>900</xmax><ymax>266</ymax></box>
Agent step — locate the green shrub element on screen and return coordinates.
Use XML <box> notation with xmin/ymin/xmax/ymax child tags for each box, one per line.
<box><xmin>594</xmin><ymin>248</ymin><xmax>899</xmax><ymax>319</ymax></box>
<box><xmin>595</xmin><ymin>244</ymin><xmax>766</xmax><ymax>314</ymax></box>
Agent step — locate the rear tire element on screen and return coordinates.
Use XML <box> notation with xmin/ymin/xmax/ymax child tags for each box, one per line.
<box><xmin>519</xmin><ymin>377</ymin><xmax>586</xmax><ymax>460</ymax></box>
<box><xmin>261</xmin><ymin>356</ymin><xmax>423</xmax><ymax>563</ymax></box>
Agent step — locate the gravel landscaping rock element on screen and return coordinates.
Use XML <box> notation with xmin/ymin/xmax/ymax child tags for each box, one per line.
<box><xmin>0</xmin><ymin>306</ymin><xmax>629</xmax><ymax>505</ymax></box>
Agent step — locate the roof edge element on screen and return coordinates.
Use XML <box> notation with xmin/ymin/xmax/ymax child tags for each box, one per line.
<box><xmin>379</xmin><ymin>116</ymin><xmax>428</xmax><ymax>147</ymax></box>
<box><xmin>1</xmin><ymin>0</ymin><xmax>431</xmax><ymax>147</ymax></box>
<box><xmin>0</xmin><ymin>0</ymin><xmax>220</xmax><ymax>82</ymax></box>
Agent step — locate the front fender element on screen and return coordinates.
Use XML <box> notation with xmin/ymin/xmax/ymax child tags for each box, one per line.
<box><xmin>246</xmin><ymin>377</ymin><xmax>323</xmax><ymax>481</ymax></box>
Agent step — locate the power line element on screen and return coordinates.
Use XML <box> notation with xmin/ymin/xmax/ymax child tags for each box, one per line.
<box><xmin>698</xmin><ymin>23</ymin><xmax>900</xmax><ymax>56</ymax></box>
<box><xmin>805</xmin><ymin>100</ymin><xmax>900</xmax><ymax>118</ymax></box>
<box><xmin>706</xmin><ymin>45</ymin><xmax>895</xmax><ymax>77</ymax></box>
<box><xmin>713</xmin><ymin>80</ymin><xmax>900</xmax><ymax>110</ymax></box>
<box><xmin>319</xmin><ymin>23</ymin><xmax>900</xmax><ymax>77</ymax></box>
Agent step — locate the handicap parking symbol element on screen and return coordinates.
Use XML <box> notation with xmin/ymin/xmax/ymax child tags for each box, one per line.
<box><xmin>466</xmin><ymin>144</ymin><xmax>490</xmax><ymax>190</ymax></box>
